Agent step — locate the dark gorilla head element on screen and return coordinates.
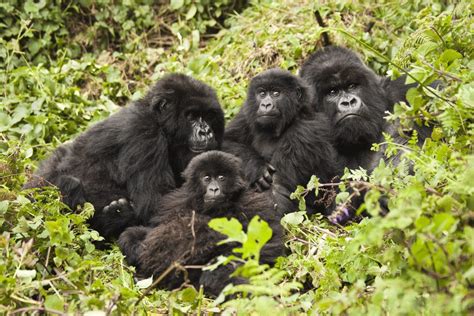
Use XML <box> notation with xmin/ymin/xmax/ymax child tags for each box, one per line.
<box><xmin>141</xmin><ymin>74</ymin><xmax>225</xmax><ymax>153</ymax></box>
<box><xmin>300</xmin><ymin>46</ymin><xmax>389</xmax><ymax>151</ymax></box>
<box><xmin>181</xmin><ymin>151</ymin><xmax>247</xmax><ymax>212</ymax></box>
<box><xmin>244</xmin><ymin>68</ymin><xmax>313</xmax><ymax>137</ymax></box>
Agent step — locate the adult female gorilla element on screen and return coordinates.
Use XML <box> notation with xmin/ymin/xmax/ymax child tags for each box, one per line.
<box><xmin>24</xmin><ymin>74</ymin><xmax>225</xmax><ymax>240</ymax></box>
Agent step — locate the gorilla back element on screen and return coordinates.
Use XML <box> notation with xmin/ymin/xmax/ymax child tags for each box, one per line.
<box><xmin>24</xmin><ymin>74</ymin><xmax>225</xmax><ymax>240</ymax></box>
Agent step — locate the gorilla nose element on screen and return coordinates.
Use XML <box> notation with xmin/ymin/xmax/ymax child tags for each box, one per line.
<box><xmin>261</xmin><ymin>102</ymin><xmax>272</xmax><ymax>109</ymax></box>
<box><xmin>338</xmin><ymin>95</ymin><xmax>361</xmax><ymax>112</ymax></box>
<box><xmin>209</xmin><ymin>187</ymin><xmax>220</xmax><ymax>195</ymax></box>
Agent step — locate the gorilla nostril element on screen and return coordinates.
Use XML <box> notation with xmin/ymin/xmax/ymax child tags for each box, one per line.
<box><xmin>340</xmin><ymin>101</ymin><xmax>350</xmax><ymax>107</ymax></box>
<box><xmin>350</xmin><ymin>97</ymin><xmax>359</xmax><ymax>106</ymax></box>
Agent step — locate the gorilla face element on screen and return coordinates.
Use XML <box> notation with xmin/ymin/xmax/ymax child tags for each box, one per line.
<box><xmin>300</xmin><ymin>46</ymin><xmax>390</xmax><ymax>152</ymax></box>
<box><xmin>182</xmin><ymin>151</ymin><xmax>247</xmax><ymax>212</ymax></box>
<box><xmin>244</xmin><ymin>68</ymin><xmax>312</xmax><ymax>137</ymax></box>
<box><xmin>146</xmin><ymin>74</ymin><xmax>225</xmax><ymax>155</ymax></box>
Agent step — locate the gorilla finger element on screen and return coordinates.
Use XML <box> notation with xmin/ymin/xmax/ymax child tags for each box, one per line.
<box><xmin>118</xmin><ymin>198</ymin><xmax>128</xmax><ymax>205</ymax></box>
<box><xmin>267</xmin><ymin>164</ymin><xmax>276</xmax><ymax>174</ymax></box>
<box><xmin>263</xmin><ymin>170</ymin><xmax>273</xmax><ymax>184</ymax></box>
<box><xmin>257</xmin><ymin>178</ymin><xmax>271</xmax><ymax>191</ymax></box>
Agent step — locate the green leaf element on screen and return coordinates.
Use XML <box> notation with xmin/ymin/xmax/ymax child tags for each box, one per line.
<box><xmin>186</xmin><ymin>5</ymin><xmax>197</xmax><ymax>20</ymax></box>
<box><xmin>44</xmin><ymin>295</ymin><xmax>64</xmax><ymax>312</ymax></box>
<box><xmin>170</xmin><ymin>0</ymin><xmax>184</xmax><ymax>10</ymax></box>
<box><xmin>241</xmin><ymin>216</ymin><xmax>273</xmax><ymax>260</ymax></box>
<box><xmin>209</xmin><ymin>217</ymin><xmax>245</xmax><ymax>243</ymax></box>
<box><xmin>439</xmin><ymin>49</ymin><xmax>462</xmax><ymax>64</ymax></box>
<box><xmin>179</xmin><ymin>287</ymin><xmax>198</xmax><ymax>303</ymax></box>
<box><xmin>281</xmin><ymin>211</ymin><xmax>305</xmax><ymax>226</ymax></box>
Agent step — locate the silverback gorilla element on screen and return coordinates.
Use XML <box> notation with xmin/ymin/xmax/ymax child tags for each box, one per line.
<box><xmin>24</xmin><ymin>74</ymin><xmax>225</xmax><ymax>240</ymax></box>
<box><xmin>300</xmin><ymin>46</ymin><xmax>432</xmax><ymax>223</ymax></box>
<box><xmin>118</xmin><ymin>151</ymin><xmax>284</xmax><ymax>296</ymax></box>
<box><xmin>223</xmin><ymin>69</ymin><xmax>341</xmax><ymax>215</ymax></box>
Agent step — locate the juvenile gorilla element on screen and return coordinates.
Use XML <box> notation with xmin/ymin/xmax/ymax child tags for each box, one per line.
<box><xmin>118</xmin><ymin>151</ymin><xmax>284</xmax><ymax>296</ymax></box>
<box><xmin>300</xmin><ymin>46</ymin><xmax>432</xmax><ymax>222</ymax></box>
<box><xmin>24</xmin><ymin>74</ymin><xmax>225</xmax><ymax>240</ymax></box>
<box><xmin>223</xmin><ymin>69</ymin><xmax>341</xmax><ymax>215</ymax></box>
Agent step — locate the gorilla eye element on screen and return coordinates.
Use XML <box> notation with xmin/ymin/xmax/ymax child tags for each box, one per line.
<box><xmin>217</xmin><ymin>175</ymin><xmax>225</xmax><ymax>181</ymax></box>
<box><xmin>348</xmin><ymin>83</ymin><xmax>357</xmax><ymax>89</ymax></box>
<box><xmin>203</xmin><ymin>176</ymin><xmax>211</xmax><ymax>182</ymax></box>
<box><xmin>272</xmin><ymin>91</ymin><xmax>280</xmax><ymax>97</ymax></box>
<box><xmin>328</xmin><ymin>88</ymin><xmax>338</xmax><ymax>96</ymax></box>
<box><xmin>258</xmin><ymin>91</ymin><xmax>266</xmax><ymax>97</ymax></box>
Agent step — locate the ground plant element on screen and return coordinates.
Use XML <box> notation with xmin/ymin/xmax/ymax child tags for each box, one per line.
<box><xmin>0</xmin><ymin>0</ymin><xmax>472</xmax><ymax>314</ymax></box>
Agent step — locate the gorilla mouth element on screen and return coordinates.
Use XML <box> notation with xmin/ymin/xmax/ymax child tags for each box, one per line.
<box><xmin>190</xmin><ymin>140</ymin><xmax>217</xmax><ymax>153</ymax></box>
<box><xmin>335</xmin><ymin>113</ymin><xmax>363</xmax><ymax>125</ymax></box>
<box><xmin>258</xmin><ymin>114</ymin><xmax>279</xmax><ymax>117</ymax></box>
<box><xmin>190</xmin><ymin>147</ymin><xmax>207</xmax><ymax>153</ymax></box>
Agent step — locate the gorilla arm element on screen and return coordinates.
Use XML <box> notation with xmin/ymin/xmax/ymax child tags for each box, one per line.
<box><xmin>223</xmin><ymin>111</ymin><xmax>275</xmax><ymax>191</ymax></box>
<box><xmin>271</xmin><ymin>116</ymin><xmax>341</xmax><ymax>215</ymax></box>
<box><xmin>118</xmin><ymin>129</ymin><xmax>176</xmax><ymax>223</ymax></box>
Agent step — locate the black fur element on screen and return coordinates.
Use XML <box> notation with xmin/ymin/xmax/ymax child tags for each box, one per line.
<box><xmin>300</xmin><ymin>46</ymin><xmax>431</xmax><ymax>170</ymax></box>
<box><xmin>300</xmin><ymin>46</ymin><xmax>432</xmax><ymax>223</ymax></box>
<box><xmin>24</xmin><ymin>74</ymin><xmax>225</xmax><ymax>240</ymax></box>
<box><xmin>223</xmin><ymin>69</ymin><xmax>341</xmax><ymax>215</ymax></box>
<box><xmin>118</xmin><ymin>151</ymin><xmax>284</xmax><ymax>296</ymax></box>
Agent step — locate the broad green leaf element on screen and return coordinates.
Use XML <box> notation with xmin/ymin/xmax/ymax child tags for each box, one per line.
<box><xmin>281</xmin><ymin>211</ymin><xmax>305</xmax><ymax>226</ymax></box>
<box><xmin>44</xmin><ymin>295</ymin><xmax>64</xmax><ymax>312</ymax></box>
<box><xmin>170</xmin><ymin>0</ymin><xmax>184</xmax><ymax>10</ymax></box>
<box><xmin>208</xmin><ymin>217</ymin><xmax>245</xmax><ymax>243</ymax></box>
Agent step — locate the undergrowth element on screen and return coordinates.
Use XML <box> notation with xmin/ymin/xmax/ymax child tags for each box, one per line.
<box><xmin>1</xmin><ymin>0</ymin><xmax>473</xmax><ymax>314</ymax></box>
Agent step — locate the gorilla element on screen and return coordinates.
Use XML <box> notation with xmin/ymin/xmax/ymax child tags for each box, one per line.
<box><xmin>24</xmin><ymin>74</ymin><xmax>225</xmax><ymax>240</ymax></box>
<box><xmin>300</xmin><ymin>46</ymin><xmax>432</xmax><ymax>223</ymax></box>
<box><xmin>118</xmin><ymin>151</ymin><xmax>284</xmax><ymax>297</ymax></box>
<box><xmin>223</xmin><ymin>69</ymin><xmax>341</xmax><ymax>215</ymax></box>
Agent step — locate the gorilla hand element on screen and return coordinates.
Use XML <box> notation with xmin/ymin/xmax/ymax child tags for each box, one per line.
<box><xmin>103</xmin><ymin>198</ymin><xmax>135</xmax><ymax>215</ymax></box>
<box><xmin>254</xmin><ymin>163</ymin><xmax>276</xmax><ymax>192</ymax></box>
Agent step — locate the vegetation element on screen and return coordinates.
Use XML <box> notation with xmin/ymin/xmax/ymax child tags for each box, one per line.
<box><xmin>1</xmin><ymin>0</ymin><xmax>472</xmax><ymax>314</ymax></box>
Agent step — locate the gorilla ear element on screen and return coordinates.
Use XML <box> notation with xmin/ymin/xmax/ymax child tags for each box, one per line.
<box><xmin>151</xmin><ymin>97</ymin><xmax>168</xmax><ymax>113</ymax></box>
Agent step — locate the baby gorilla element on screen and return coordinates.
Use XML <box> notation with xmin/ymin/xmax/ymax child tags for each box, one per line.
<box><xmin>118</xmin><ymin>151</ymin><xmax>284</xmax><ymax>297</ymax></box>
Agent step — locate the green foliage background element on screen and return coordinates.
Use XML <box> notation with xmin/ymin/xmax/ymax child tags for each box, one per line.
<box><xmin>1</xmin><ymin>0</ymin><xmax>473</xmax><ymax>314</ymax></box>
